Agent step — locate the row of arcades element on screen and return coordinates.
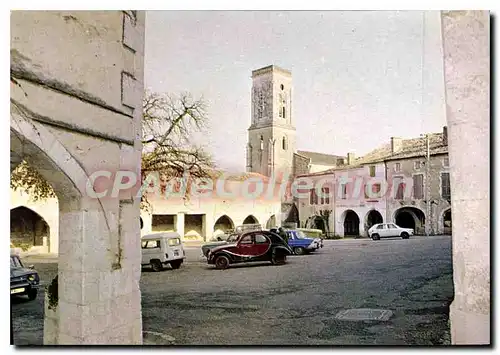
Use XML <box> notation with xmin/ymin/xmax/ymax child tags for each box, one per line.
<box><xmin>300</xmin><ymin>206</ymin><xmax>452</xmax><ymax>237</ymax></box>
<box><xmin>10</xmin><ymin>205</ymin><xmax>281</xmax><ymax>252</ymax></box>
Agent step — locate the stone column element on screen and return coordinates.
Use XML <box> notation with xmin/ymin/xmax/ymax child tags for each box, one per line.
<box><xmin>441</xmin><ymin>10</ymin><xmax>490</xmax><ymax>344</ymax></box>
<box><xmin>176</xmin><ymin>212</ymin><xmax>185</xmax><ymax>240</ymax></box>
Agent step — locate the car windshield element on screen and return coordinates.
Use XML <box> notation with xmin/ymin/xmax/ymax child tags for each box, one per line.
<box><xmin>11</xmin><ymin>256</ymin><xmax>23</xmax><ymax>268</ymax></box>
<box><xmin>295</xmin><ymin>231</ymin><xmax>308</xmax><ymax>239</ymax></box>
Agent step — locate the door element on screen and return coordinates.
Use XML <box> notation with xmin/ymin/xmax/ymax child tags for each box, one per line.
<box><xmin>253</xmin><ymin>233</ymin><xmax>271</xmax><ymax>256</ymax></box>
<box><xmin>387</xmin><ymin>223</ymin><xmax>399</xmax><ymax>237</ymax></box>
<box><xmin>141</xmin><ymin>239</ymin><xmax>161</xmax><ymax>264</ymax></box>
<box><xmin>375</xmin><ymin>224</ymin><xmax>386</xmax><ymax>237</ymax></box>
<box><xmin>235</xmin><ymin>234</ymin><xmax>255</xmax><ymax>256</ymax></box>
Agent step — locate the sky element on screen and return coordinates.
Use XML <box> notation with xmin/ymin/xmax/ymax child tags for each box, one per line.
<box><xmin>144</xmin><ymin>10</ymin><xmax>447</xmax><ymax>172</ymax></box>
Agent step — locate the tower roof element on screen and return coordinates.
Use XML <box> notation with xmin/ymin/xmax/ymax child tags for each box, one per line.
<box><xmin>252</xmin><ymin>65</ymin><xmax>291</xmax><ymax>77</ymax></box>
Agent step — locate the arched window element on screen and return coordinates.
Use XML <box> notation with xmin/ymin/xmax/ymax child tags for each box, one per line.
<box><xmin>282</xmin><ymin>136</ymin><xmax>287</xmax><ymax>150</ymax></box>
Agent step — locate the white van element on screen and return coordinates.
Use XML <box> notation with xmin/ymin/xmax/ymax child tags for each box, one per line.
<box><xmin>141</xmin><ymin>232</ymin><xmax>186</xmax><ymax>271</ymax></box>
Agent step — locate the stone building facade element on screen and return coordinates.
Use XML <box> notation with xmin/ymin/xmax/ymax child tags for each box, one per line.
<box><xmin>297</xmin><ymin>128</ymin><xmax>451</xmax><ymax>238</ymax></box>
<box><xmin>11</xmin><ymin>11</ymin><xmax>145</xmax><ymax>344</ymax></box>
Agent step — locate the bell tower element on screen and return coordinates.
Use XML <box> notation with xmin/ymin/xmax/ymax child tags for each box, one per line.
<box><xmin>246</xmin><ymin>65</ymin><xmax>296</xmax><ymax>179</ymax></box>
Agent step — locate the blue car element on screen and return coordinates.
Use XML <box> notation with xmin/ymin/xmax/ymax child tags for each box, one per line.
<box><xmin>270</xmin><ymin>229</ymin><xmax>323</xmax><ymax>255</ymax></box>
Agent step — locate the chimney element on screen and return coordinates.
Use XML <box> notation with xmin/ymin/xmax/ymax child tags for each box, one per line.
<box><xmin>391</xmin><ymin>137</ymin><xmax>403</xmax><ymax>154</ymax></box>
<box><xmin>443</xmin><ymin>126</ymin><xmax>448</xmax><ymax>145</ymax></box>
<box><xmin>347</xmin><ymin>153</ymin><xmax>355</xmax><ymax>165</ymax></box>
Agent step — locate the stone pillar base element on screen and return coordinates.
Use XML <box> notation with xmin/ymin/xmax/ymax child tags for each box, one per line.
<box><xmin>450</xmin><ymin>300</ymin><xmax>490</xmax><ymax>345</ymax></box>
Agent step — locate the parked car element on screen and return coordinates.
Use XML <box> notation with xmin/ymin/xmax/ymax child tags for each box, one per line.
<box><xmin>368</xmin><ymin>223</ymin><xmax>414</xmax><ymax>240</ymax></box>
<box><xmin>206</xmin><ymin>231</ymin><xmax>293</xmax><ymax>269</ymax></box>
<box><xmin>10</xmin><ymin>252</ymin><xmax>40</xmax><ymax>301</ymax></box>
<box><xmin>202</xmin><ymin>233</ymin><xmax>240</xmax><ymax>257</ymax></box>
<box><xmin>286</xmin><ymin>230</ymin><xmax>323</xmax><ymax>255</ymax></box>
<box><xmin>296</xmin><ymin>228</ymin><xmax>324</xmax><ymax>239</ymax></box>
<box><xmin>141</xmin><ymin>232</ymin><xmax>186</xmax><ymax>271</ymax></box>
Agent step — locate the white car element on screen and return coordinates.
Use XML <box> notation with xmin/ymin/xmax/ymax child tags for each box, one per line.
<box><xmin>141</xmin><ymin>232</ymin><xmax>186</xmax><ymax>271</ymax></box>
<box><xmin>368</xmin><ymin>223</ymin><xmax>414</xmax><ymax>240</ymax></box>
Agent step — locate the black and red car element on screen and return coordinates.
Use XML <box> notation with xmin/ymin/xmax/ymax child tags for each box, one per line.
<box><xmin>206</xmin><ymin>230</ymin><xmax>293</xmax><ymax>269</ymax></box>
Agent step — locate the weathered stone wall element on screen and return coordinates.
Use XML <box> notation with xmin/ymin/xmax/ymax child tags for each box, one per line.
<box><xmin>11</xmin><ymin>10</ymin><xmax>145</xmax><ymax>344</ymax></box>
<box><xmin>385</xmin><ymin>153</ymin><xmax>451</xmax><ymax>235</ymax></box>
<box><xmin>441</xmin><ymin>10</ymin><xmax>490</xmax><ymax>345</ymax></box>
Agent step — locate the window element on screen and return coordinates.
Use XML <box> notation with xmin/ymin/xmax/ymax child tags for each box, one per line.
<box><xmin>369</xmin><ymin>166</ymin><xmax>376</xmax><ymax>177</ymax></box>
<box><xmin>142</xmin><ymin>240</ymin><xmax>160</xmax><ymax>249</ymax></box>
<box><xmin>413</xmin><ymin>174</ymin><xmax>424</xmax><ymax>199</ymax></box>
<box><xmin>255</xmin><ymin>234</ymin><xmax>268</xmax><ymax>244</ymax></box>
<box><xmin>376</xmin><ymin>224</ymin><xmax>385</xmax><ymax>230</ymax></box>
<box><xmin>414</xmin><ymin>161</ymin><xmax>421</xmax><ymax>170</ymax></box>
<box><xmin>441</xmin><ymin>172</ymin><xmax>451</xmax><ymax>199</ymax></box>
<box><xmin>394</xmin><ymin>163</ymin><xmax>401</xmax><ymax>172</ymax></box>
<box><xmin>167</xmin><ymin>238</ymin><xmax>181</xmax><ymax>246</ymax></box>
<box><xmin>341</xmin><ymin>184</ymin><xmax>347</xmax><ymax>200</ymax></box>
<box><xmin>260</xmin><ymin>136</ymin><xmax>264</xmax><ymax>150</ymax></box>
<box><xmin>365</xmin><ymin>183</ymin><xmax>381</xmax><ymax>199</ymax></box>
<box><xmin>323</xmin><ymin>187</ymin><xmax>330</xmax><ymax>204</ymax></box>
<box><xmin>443</xmin><ymin>157</ymin><xmax>449</xmax><ymax>167</ymax></box>
<box><xmin>280</xmin><ymin>84</ymin><xmax>284</xmax><ymax>90</ymax></box>
<box><xmin>282</xmin><ymin>136</ymin><xmax>287</xmax><ymax>150</ymax></box>
<box><xmin>246</xmin><ymin>144</ymin><xmax>252</xmax><ymax>168</ymax></box>
<box><xmin>310</xmin><ymin>189</ymin><xmax>319</xmax><ymax>205</ymax></box>
<box><xmin>388</xmin><ymin>224</ymin><xmax>397</xmax><ymax>229</ymax></box>
<box><xmin>239</xmin><ymin>235</ymin><xmax>253</xmax><ymax>245</ymax></box>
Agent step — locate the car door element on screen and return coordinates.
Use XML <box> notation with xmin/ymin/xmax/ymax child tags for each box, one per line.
<box><xmin>387</xmin><ymin>223</ymin><xmax>400</xmax><ymax>237</ymax></box>
<box><xmin>375</xmin><ymin>224</ymin><xmax>386</xmax><ymax>237</ymax></box>
<box><xmin>141</xmin><ymin>240</ymin><xmax>160</xmax><ymax>264</ymax></box>
<box><xmin>253</xmin><ymin>233</ymin><xmax>271</xmax><ymax>256</ymax></box>
<box><xmin>235</xmin><ymin>234</ymin><xmax>256</xmax><ymax>257</ymax></box>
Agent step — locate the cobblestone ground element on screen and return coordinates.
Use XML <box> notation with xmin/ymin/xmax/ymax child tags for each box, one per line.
<box><xmin>12</xmin><ymin>236</ymin><xmax>453</xmax><ymax>345</ymax></box>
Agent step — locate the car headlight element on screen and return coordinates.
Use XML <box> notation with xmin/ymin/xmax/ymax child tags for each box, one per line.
<box><xmin>28</xmin><ymin>275</ymin><xmax>35</xmax><ymax>281</ymax></box>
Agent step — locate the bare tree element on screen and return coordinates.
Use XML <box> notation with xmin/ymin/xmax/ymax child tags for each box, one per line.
<box><xmin>10</xmin><ymin>90</ymin><xmax>216</xmax><ymax>203</ymax></box>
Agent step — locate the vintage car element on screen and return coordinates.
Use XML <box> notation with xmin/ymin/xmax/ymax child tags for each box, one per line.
<box><xmin>286</xmin><ymin>229</ymin><xmax>323</xmax><ymax>255</ymax></box>
<box><xmin>207</xmin><ymin>230</ymin><xmax>293</xmax><ymax>269</ymax></box>
<box><xmin>10</xmin><ymin>252</ymin><xmax>40</xmax><ymax>301</ymax></box>
<box><xmin>141</xmin><ymin>232</ymin><xmax>186</xmax><ymax>271</ymax></box>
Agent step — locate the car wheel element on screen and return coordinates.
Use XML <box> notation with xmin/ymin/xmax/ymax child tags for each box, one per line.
<box><xmin>214</xmin><ymin>255</ymin><xmax>230</xmax><ymax>270</ymax></box>
<box><xmin>170</xmin><ymin>260</ymin><xmax>182</xmax><ymax>269</ymax></box>
<box><xmin>401</xmin><ymin>232</ymin><xmax>409</xmax><ymax>239</ymax></box>
<box><xmin>271</xmin><ymin>251</ymin><xmax>287</xmax><ymax>265</ymax></box>
<box><xmin>371</xmin><ymin>233</ymin><xmax>380</xmax><ymax>240</ymax></box>
<box><xmin>27</xmin><ymin>289</ymin><xmax>37</xmax><ymax>301</ymax></box>
<box><xmin>151</xmin><ymin>260</ymin><xmax>163</xmax><ymax>272</ymax></box>
<box><xmin>293</xmin><ymin>247</ymin><xmax>305</xmax><ymax>255</ymax></box>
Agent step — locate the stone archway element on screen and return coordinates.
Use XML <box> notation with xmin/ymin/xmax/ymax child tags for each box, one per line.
<box><xmin>213</xmin><ymin>215</ymin><xmax>235</xmax><ymax>238</ymax></box>
<box><xmin>313</xmin><ymin>216</ymin><xmax>327</xmax><ymax>234</ymax></box>
<box><xmin>265</xmin><ymin>215</ymin><xmax>277</xmax><ymax>229</ymax></box>
<box><xmin>10</xmin><ymin>206</ymin><xmax>50</xmax><ymax>252</ymax></box>
<box><xmin>243</xmin><ymin>215</ymin><xmax>259</xmax><ymax>225</ymax></box>
<box><xmin>11</xmin><ymin>108</ymin><xmax>142</xmax><ymax>344</ymax></box>
<box><xmin>365</xmin><ymin>209</ymin><xmax>383</xmax><ymax>233</ymax></box>
<box><xmin>442</xmin><ymin>209</ymin><xmax>452</xmax><ymax>235</ymax></box>
<box><xmin>343</xmin><ymin>210</ymin><xmax>360</xmax><ymax>236</ymax></box>
<box><xmin>394</xmin><ymin>207</ymin><xmax>426</xmax><ymax>235</ymax></box>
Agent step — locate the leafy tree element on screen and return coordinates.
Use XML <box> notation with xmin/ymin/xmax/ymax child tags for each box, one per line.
<box><xmin>10</xmin><ymin>91</ymin><xmax>216</xmax><ymax>205</ymax></box>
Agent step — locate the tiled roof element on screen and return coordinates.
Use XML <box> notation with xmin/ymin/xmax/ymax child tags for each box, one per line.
<box><xmin>300</xmin><ymin>131</ymin><xmax>448</xmax><ymax>177</ymax></box>
<box><xmin>296</xmin><ymin>150</ymin><xmax>345</xmax><ymax>165</ymax></box>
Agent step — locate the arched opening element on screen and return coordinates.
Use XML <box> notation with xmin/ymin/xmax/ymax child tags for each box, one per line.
<box><xmin>394</xmin><ymin>207</ymin><xmax>426</xmax><ymax>235</ymax></box>
<box><xmin>365</xmin><ymin>209</ymin><xmax>383</xmax><ymax>232</ymax></box>
<box><xmin>243</xmin><ymin>215</ymin><xmax>259</xmax><ymax>225</ymax></box>
<box><xmin>213</xmin><ymin>215</ymin><xmax>235</xmax><ymax>237</ymax></box>
<box><xmin>343</xmin><ymin>210</ymin><xmax>360</xmax><ymax>236</ymax></box>
<box><xmin>313</xmin><ymin>216</ymin><xmax>327</xmax><ymax>234</ymax></box>
<box><xmin>265</xmin><ymin>215</ymin><xmax>277</xmax><ymax>229</ymax></box>
<box><xmin>11</xmin><ymin>206</ymin><xmax>50</xmax><ymax>251</ymax></box>
<box><xmin>443</xmin><ymin>209</ymin><xmax>452</xmax><ymax>235</ymax></box>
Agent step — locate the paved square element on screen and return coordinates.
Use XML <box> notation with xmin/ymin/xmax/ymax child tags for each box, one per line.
<box><xmin>335</xmin><ymin>308</ymin><xmax>393</xmax><ymax>321</ymax></box>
